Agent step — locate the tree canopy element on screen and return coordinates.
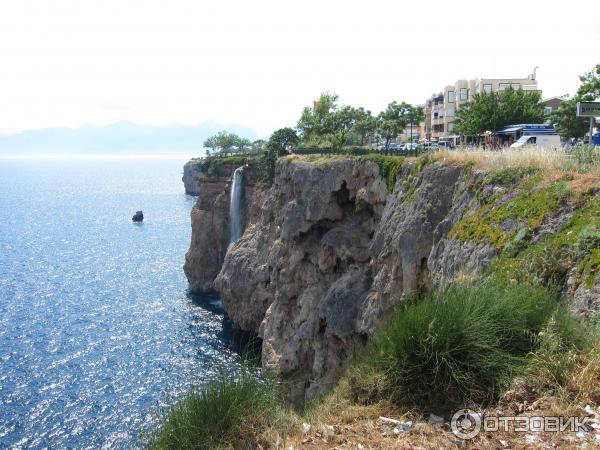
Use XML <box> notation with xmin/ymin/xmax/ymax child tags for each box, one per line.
<box><xmin>549</xmin><ymin>63</ymin><xmax>600</xmax><ymax>139</ymax></box>
<box><xmin>377</xmin><ymin>101</ymin><xmax>413</xmax><ymax>149</ymax></box>
<box><xmin>454</xmin><ymin>88</ymin><xmax>544</xmax><ymax>136</ymax></box>
<box><xmin>203</xmin><ymin>131</ymin><xmax>251</xmax><ymax>155</ymax></box>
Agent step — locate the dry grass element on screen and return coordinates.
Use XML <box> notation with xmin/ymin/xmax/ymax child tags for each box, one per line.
<box><xmin>435</xmin><ymin>146</ymin><xmax>599</xmax><ymax>173</ymax></box>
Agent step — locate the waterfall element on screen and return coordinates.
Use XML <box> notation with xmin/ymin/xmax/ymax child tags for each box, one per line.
<box><xmin>229</xmin><ymin>166</ymin><xmax>245</xmax><ymax>243</ymax></box>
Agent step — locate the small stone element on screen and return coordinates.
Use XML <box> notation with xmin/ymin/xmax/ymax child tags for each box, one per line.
<box><xmin>302</xmin><ymin>423</ymin><xmax>311</xmax><ymax>432</ymax></box>
<box><xmin>357</xmin><ymin>444</ymin><xmax>365</xmax><ymax>450</ymax></box>
<box><xmin>429</xmin><ymin>413</ymin><xmax>444</xmax><ymax>425</ymax></box>
<box><xmin>393</xmin><ymin>427</ymin><xmax>403</xmax><ymax>435</ymax></box>
<box><xmin>499</xmin><ymin>440</ymin><xmax>509</xmax><ymax>448</ymax></box>
<box><xmin>576</xmin><ymin>431</ymin><xmax>586</xmax><ymax>439</ymax></box>
<box><xmin>402</xmin><ymin>421</ymin><xmax>413</xmax><ymax>431</ymax></box>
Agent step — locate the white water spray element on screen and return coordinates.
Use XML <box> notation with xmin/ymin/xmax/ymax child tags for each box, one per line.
<box><xmin>229</xmin><ymin>166</ymin><xmax>244</xmax><ymax>243</ymax></box>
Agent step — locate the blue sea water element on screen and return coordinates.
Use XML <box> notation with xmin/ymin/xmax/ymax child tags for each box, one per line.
<box><xmin>0</xmin><ymin>157</ymin><xmax>243</xmax><ymax>449</ymax></box>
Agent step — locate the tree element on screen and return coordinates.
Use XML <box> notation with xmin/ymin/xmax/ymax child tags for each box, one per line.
<box><xmin>251</xmin><ymin>139</ymin><xmax>266</xmax><ymax>153</ymax></box>
<box><xmin>577</xmin><ymin>63</ymin><xmax>600</xmax><ymax>101</ymax></box>
<box><xmin>326</xmin><ymin>106</ymin><xmax>366</xmax><ymax>150</ymax></box>
<box><xmin>268</xmin><ymin>127</ymin><xmax>299</xmax><ymax>155</ymax></box>
<box><xmin>405</xmin><ymin>105</ymin><xmax>424</xmax><ymax>143</ymax></box>
<box><xmin>203</xmin><ymin>135</ymin><xmax>219</xmax><ymax>153</ymax></box>
<box><xmin>296</xmin><ymin>92</ymin><xmax>339</xmax><ymax>144</ymax></box>
<box><xmin>352</xmin><ymin>108</ymin><xmax>377</xmax><ymax>146</ymax></box>
<box><xmin>377</xmin><ymin>101</ymin><xmax>411</xmax><ymax>150</ymax></box>
<box><xmin>203</xmin><ymin>131</ymin><xmax>246</xmax><ymax>155</ymax></box>
<box><xmin>549</xmin><ymin>99</ymin><xmax>589</xmax><ymax>139</ymax></box>
<box><xmin>257</xmin><ymin>128</ymin><xmax>300</xmax><ymax>187</ymax></box>
<box><xmin>454</xmin><ymin>88</ymin><xmax>544</xmax><ymax>137</ymax></box>
<box><xmin>234</xmin><ymin>136</ymin><xmax>252</xmax><ymax>153</ymax></box>
<box><xmin>548</xmin><ymin>63</ymin><xmax>599</xmax><ymax>139</ymax></box>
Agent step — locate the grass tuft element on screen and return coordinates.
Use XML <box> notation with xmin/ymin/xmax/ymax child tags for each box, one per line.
<box><xmin>350</xmin><ymin>281</ymin><xmax>581</xmax><ymax>411</ymax></box>
<box><xmin>147</xmin><ymin>367</ymin><xmax>279</xmax><ymax>450</ymax></box>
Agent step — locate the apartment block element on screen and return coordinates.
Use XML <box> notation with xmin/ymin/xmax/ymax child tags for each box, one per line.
<box><xmin>424</xmin><ymin>71</ymin><xmax>539</xmax><ymax>143</ymax></box>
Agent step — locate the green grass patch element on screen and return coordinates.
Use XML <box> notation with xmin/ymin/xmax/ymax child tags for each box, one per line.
<box><xmin>147</xmin><ymin>367</ymin><xmax>279</xmax><ymax>450</ymax></box>
<box><xmin>357</xmin><ymin>154</ymin><xmax>405</xmax><ymax>192</ymax></box>
<box><xmin>484</xmin><ymin>166</ymin><xmax>541</xmax><ymax>187</ymax></box>
<box><xmin>349</xmin><ymin>281</ymin><xmax>580</xmax><ymax>411</ymax></box>
<box><xmin>493</xmin><ymin>193</ymin><xmax>600</xmax><ymax>288</ymax></box>
<box><xmin>452</xmin><ymin>180</ymin><xmax>570</xmax><ymax>250</ymax></box>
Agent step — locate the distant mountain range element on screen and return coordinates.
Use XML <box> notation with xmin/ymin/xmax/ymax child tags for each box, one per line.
<box><xmin>0</xmin><ymin>120</ymin><xmax>259</xmax><ymax>153</ymax></box>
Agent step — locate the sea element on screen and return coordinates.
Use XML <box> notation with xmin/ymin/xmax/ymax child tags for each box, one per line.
<box><xmin>0</xmin><ymin>155</ymin><xmax>244</xmax><ymax>449</ymax></box>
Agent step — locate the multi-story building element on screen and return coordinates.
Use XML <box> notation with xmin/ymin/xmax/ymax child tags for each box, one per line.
<box><xmin>543</xmin><ymin>94</ymin><xmax>569</xmax><ymax>115</ymax></box>
<box><xmin>424</xmin><ymin>71</ymin><xmax>539</xmax><ymax>143</ymax></box>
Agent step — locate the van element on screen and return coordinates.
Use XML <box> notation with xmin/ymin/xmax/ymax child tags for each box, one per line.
<box><xmin>510</xmin><ymin>134</ymin><xmax>561</xmax><ymax>149</ymax></box>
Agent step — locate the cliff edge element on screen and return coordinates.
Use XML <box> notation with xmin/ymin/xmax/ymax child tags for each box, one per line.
<box><xmin>185</xmin><ymin>154</ymin><xmax>600</xmax><ymax>406</ymax></box>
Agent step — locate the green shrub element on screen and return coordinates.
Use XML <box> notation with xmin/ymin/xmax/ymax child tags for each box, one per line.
<box><xmin>358</xmin><ymin>154</ymin><xmax>405</xmax><ymax>192</ymax></box>
<box><xmin>198</xmin><ymin>156</ymin><xmax>250</xmax><ymax>177</ymax></box>
<box><xmin>352</xmin><ymin>281</ymin><xmax>564</xmax><ymax>411</ymax></box>
<box><xmin>577</xmin><ymin>224</ymin><xmax>600</xmax><ymax>255</ymax></box>
<box><xmin>485</xmin><ymin>166</ymin><xmax>541</xmax><ymax>187</ymax></box>
<box><xmin>147</xmin><ymin>367</ymin><xmax>278</xmax><ymax>450</ymax></box>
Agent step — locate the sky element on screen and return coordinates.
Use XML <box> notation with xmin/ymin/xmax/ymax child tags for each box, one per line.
<box><xmin>0</xmin><ymin>0</ymin><xmax>598</xmax><ymax>137</ymax></box>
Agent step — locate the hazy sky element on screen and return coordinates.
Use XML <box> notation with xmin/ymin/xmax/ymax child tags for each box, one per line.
<box><xmin>0</xmin><ymin>0</ymin><xmax>598</xmax><ymax>136</ymax></box>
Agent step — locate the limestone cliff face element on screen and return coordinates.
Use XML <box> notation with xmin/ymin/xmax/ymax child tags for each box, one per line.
<box><xmin>182</xmin><ymin>158</ymin><xmax>202</xmax><ymax>195</ymax></box>
<box><xmin>186</xmin><ymin>156</ymin><xmax>600</xmax><ymax>406</ymax></box>
<box><xmin>183</xmin><ymin>160</ymin><xmax>265</xmax><ymax>293</ymax></box>
<box><xmin>213</xmin><ymin>158</ymin><xmax>493</xmax><ymax>406</ymax></box>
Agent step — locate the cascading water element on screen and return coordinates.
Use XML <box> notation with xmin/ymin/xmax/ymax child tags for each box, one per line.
<box><xmin>229</xmin><ymin>166</ymin><xmax>245</xmax><ymax>243</ymax></box>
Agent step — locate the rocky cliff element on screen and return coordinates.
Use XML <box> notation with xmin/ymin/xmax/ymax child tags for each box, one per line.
<box><xmin>185</xmin><ymin>155</ymin><xmax>600</xmax><ymax>407</ymax></box>
<box><xmin>182</xmin><ymin>158</ymin><xmax>203</xmax><ymax>195</ymax></box>
<box><xmin>183</xmin><ymin>158</ymin><xmax>265</xmax><ymax>293</ymax></box>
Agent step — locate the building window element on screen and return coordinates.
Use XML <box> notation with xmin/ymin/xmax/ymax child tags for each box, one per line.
<box><xmin>460</xmin><ymin>88</ymin><xmax>468</xmax><ymax>101</ymax></box>
<box><xmin>447</xmin><ymin>91</ymin><xmax>455</xmax><ymax>102</ymax></box>
<box><xmin>448</xmin><ymin>123</ymin><xmax>455</xmax><ymax>132</ymax></box>
<box><xmin>483</xmin><ymin>84</ymin><xmax>492</xmax><ymax>93</ymax></box>
<box><xmin>511</xmin><ymin>83</ymin><xmax>521</xmax><ymax>90</ymax></box>
<box><xmin>446</xmin><ymin>107</ymin><xmax>455</xmax><ymax>117</ymax></box>
<box><xmin>544</xmin><ymin>106</ymin><xmax>553</xmax><ymax>115</ymax></box>
<box><xmin>499</xmin><ymin>83</ymin><xmax>510</xmax><ymax>91</ymax></box>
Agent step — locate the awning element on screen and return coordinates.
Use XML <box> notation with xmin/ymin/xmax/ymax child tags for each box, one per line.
<box><xmin>494</xmin><ymin>127</ymin><xmax>520</xmax><ymax>135</ymax></box>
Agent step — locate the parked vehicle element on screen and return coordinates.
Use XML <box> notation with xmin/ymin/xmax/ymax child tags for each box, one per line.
<box><xmin>438</xmin><ymin>141</ymin><xmax>454</xmax><ymax>149</ymax></box>
<box><xmin>510</xmin><ymin>134</ymin><xmax>561</xmax><ymax>149</ymax></box>
<box><xmin>418</xmin><ymin>142</ymin><xmax>436</xmax><ymax>151</ymax></box>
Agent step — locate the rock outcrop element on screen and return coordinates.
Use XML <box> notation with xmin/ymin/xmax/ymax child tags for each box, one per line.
<box><xmin>212</xmin><ymin>158</ymin><xmax>501</xmax><ymax>406</ymax></box>
<box><xmin>185</xmin><ymin>155</ymin><xmax>600</xmax><ymax>406</ymax></box>
<box><xmin>182</xmin><ymin>158</ymin><xmax>202</xmax><ymax>195</ymax></box>
<box><xmin>183</xmin><ymin>159</ymin><xmax>265</xmax><ymax>293</ymax></box>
